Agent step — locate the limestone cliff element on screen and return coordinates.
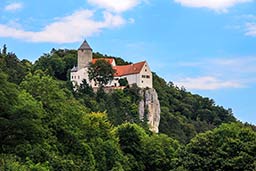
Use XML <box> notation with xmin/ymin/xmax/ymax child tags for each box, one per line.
<box><xmin>139</xmin><ymin>88</ymin><xmax>161</xmax><ymax>133</ymax></box>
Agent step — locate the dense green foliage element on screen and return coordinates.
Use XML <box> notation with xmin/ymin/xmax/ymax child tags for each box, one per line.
<box><xmin>153</xmin><ymin>73</ymin><xmax>236</xmax><ymax>143</ymax></box>
<box><xmin>0</xmin><ymin>46</ymin><xmax>255</xmax><ymax>170</ymax></box>
<box><xmin>181</xmin><ymin>122</ymin><xmax>256</xmax><ymax>170</ymax></box>
<box><xmin>88</xmin><ymin>59</ymin><xmax>115</xmax><ymax>87</ymax></box>
<box><xmin>33</xmin><ymin>49</ymin><xmax>77</xmax><ymax>81</ymax></box>
<box><xmin>93</xmin><ymin>52</ymin><xmax>131</xmax><ymax>66</ymax></box>
<box><xmin>75</xmin><ymin>83</ymin><xmax>141</xmax><ymax>126</ymax></box>
<box><xmin>0</xmin><ymin>46</ymin><xmax>31</xmax><ymax>84</ymax></box>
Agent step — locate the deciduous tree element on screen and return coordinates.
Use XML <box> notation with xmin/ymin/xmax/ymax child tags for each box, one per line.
<box><xmin>183</xmin><ymin>123</ymin><xmax>256</xmax><ymax>171</ymax></box>
<box><xmin>88</xmin><ymin>59</ymin><xmax>115</xmax><ymax>87</ymax></box>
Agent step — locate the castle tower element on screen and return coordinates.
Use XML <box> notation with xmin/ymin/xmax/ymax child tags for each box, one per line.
<box><xmin>77</xmin><ymin>40</ymin><xmax>92</xmax><ymax>70</ymax></box>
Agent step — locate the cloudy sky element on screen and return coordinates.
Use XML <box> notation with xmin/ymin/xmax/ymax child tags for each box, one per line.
<box><xmin>0</xmin><ymin>0</ymin><xmax>255</xmax><ymax>124</ymax></box>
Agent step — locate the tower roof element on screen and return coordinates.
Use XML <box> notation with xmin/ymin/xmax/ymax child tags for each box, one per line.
<box><xmin>78</xmin><ymin>40</ymin><xmax>92</xmax><ymax>50</ymax></box>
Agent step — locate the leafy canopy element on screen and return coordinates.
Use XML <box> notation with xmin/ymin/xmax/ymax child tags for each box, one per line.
<box><xmin>88</xmin><ymin>59</ymin><xmax>115</xmax><ymax>87</ymax></box>
<box><xmin>182</xmin><ymin>122</ymin><xmax>256</xmax><ymax>171</ymax></box>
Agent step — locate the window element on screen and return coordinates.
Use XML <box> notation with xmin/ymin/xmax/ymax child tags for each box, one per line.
<box><xmin>142</xmin><ymin>80</ymin><xmax>144</xmax><ymax>83</ymax></box>
<box><xmin>142</xmin><ymin>75</ymin><xmax>150</xmax><ymax>79</ymax></box>
<box><xmin>145</xmin><ymin>69</ymin><xmax>147</xmax><ymax>72</ymax></box>
<box><xmin>78</xmin><ymin>76</ymin><xmax>80</xmax><ymax>79</ymax></box>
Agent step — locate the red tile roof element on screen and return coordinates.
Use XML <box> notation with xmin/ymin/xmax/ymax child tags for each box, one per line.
<box><xmin>113</xmin><ymin>61</ymin><xmax>146</xmax><ymax>77</ymax></box>
<box><xmin>91</xmin><ymin>58</ymin><xmax>146</xmax><ymax>77</ymax></box>
<box><xmin>92</xmin><ymin>58</ymin><xmax>115</xmax><ymax>65</ymax></box>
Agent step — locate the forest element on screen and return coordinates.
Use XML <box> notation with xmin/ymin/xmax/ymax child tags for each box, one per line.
<box><xmin>0</xmin><ymin>45</ymin><xmax>255</xmax><ymax>171</ymax></box>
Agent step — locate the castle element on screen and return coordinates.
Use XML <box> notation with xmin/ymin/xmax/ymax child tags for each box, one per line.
<box><xmin>70</xmin><ymin>40</ymin><xmax>153</xmax><ymax>89</ymax></box>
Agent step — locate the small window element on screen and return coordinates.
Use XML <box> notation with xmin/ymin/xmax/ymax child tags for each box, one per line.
<box><xmin>145</xmin><ymin>69</ymin><xmax>147</xmax><ymax>72</ymax></box>
<box><xmin>146</xmin><ymin>75</ymin><xmax>150</xmax><ymax>78</ymax></box>
<box><xmin>71</xmin><ymin>76</ymin><xmax>73</xmax><ymax>79</ymax></box>
<box><xmin>78</xmin><ymin>76</ymin><xmax>80</xmax><ymax>79</ymax></box>
<box><xmin>142</xmin><ymin>80</ymin><xmax>144</xmax><ymax>83</ymax></box>
<box><xmin>74</xmin><ymin>76</ymin><xmax>76</xmax><ymax>79</ymax></box>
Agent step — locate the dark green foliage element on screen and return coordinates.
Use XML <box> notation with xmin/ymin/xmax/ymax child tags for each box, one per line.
<box><xmin>77</xmin><ymin>79</ymin><xmax>94</xmax><ymax>97</ymax></box>
<box><xmin>105</xmin><ymin>90</ymin><xmax>140</xmax><ymax>125</ymax></box>
<box><xmin>182</xmin><ymin>123</ymin><xmax>256</xmax><ymax>171</ymax></box>
<box><xmin>33</xmin><ymin>49</ymin><xmax>77</xmax><ymax>81</ymax></box>
<box><xmin>20</xmin><ymin>72</ymin><xmax>68</xmax><ymax>109</ymax></box>
<box><xmin>115</xmin><ymin>123</ymin><xmax>147</xmax><ymax>156</ymax></box>
<box><xmin>0</xmin><ymin>72</ymin><xmax>19</xmax><ymax>115</ymax></box>
<box><xmin>93</xmin><ymin>52</ymin><xmax>131</xmax><ymax>65</ymax></box>
<box><xmin>0</xmin><ymin>49</ymin><xmax>31</xmax><ymax>84</ymax></box>
<box><xmin>115</xmin><ymin>123</ymin><xmax>147</xmax><ymax>171</ymax></box>
<box><xmin>1</xmin><ymin>72</ymin><xmax>128</xmax><ymax>170</ymax></box>
<box><xmin>0</xmin><ymin>73</ymin><xmax>45</xmax><ymax>155</ymax></box>
<box><xmin>75</xmin><ymin>81</ymin><xmax>142</xmax><ymax>126</ymax></box>
<box><xmin>33</xmin><ymin>50</ymin><xmax>129</xmax><ymax>82</ymax></box>
<box><xmin>142</xmin><ymin>134</ymin><xmax>180</xmax><ymax>171</ymax></box>
<box><xmin>1</xmin><ymin>47</ymin><xmax>255</xmax><ymax>171</ymax></box>
<box><xmin>2</xmin><ymin>44</ymin><xmax>7</xmax><ymax>55</ymax></box>
<box><xmin>0</xmin><ymin>154</ymin><xmax>50</xmax><ymax>171</ymax></box>
<box><xmin>114</xmin><ymin>123</ymin><xmax>183</xmax><ymax>171</ymax></box>
<box><xmin>153</xmin><ymin>73</ymin><xmax>236</xmax><ymax>143</ymax></box>
<box><xmin>118</xmin><ymin>77</ymin><xmax>128</xmax><ymax>86</ymax></box>
<box><xmin>88</xmin><ymin>59</ymin><xmax>115</xmax><ymax>87</ymax></box>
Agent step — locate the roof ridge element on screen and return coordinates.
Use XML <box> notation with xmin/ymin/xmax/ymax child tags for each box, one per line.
<box><xmin>114</xmin><ymin>60</ymin><xmax>146</xmax><ymax>77</ymax></box>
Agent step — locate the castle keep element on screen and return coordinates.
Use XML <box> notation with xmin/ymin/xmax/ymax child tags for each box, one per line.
<box><xmin>71</xmin><ymin>40</ymin><xmax>153</xmax><ymax>89</ymax></box>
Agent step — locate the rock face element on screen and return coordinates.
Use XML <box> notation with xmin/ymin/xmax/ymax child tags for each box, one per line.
<box><xmin>139</xmin><ymin>88</ymin><xmax>161</xmax><ymax>133</ymax></box>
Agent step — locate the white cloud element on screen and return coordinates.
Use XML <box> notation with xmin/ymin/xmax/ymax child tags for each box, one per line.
<box><xmin>128</xmin><ymin>18</ymin><xmax>135</xmax><ymax>24</ymax></box>
<box><xmin>208</xmin><ymin>57</ymin><xmax>256</xmax><ymax>74</ymax></box>
<box><xmin>245</xmin><ymin>22</ymin><xmax>256</xmax><ymax>36</ymax></box>
<box><xmin>173</xmin><ymin>57</ymin><xmax>256</xmax><ymax>90</ymax></box>
<box><xmin>87</xmin><ymin>0</ymin><xmax>143</xmax><ymax>12</ymax></box>
<box><xmin>240</xmin><ymin>14</ymin><xmax>256</xmax><ymax>20</ymax></box>
<box><xmin>179</xmin><ymin>57</ymin><xmax>256</xmax><ymax>74</ymax></box>
<box><xmin>0</xmin><ymin>10</ymin><xmax>126</xmax><ymax>43</ymax></box>
<box><xmin>175</xmin><ymin>76</ymin><xmax>243</xmax><ymax>90</ymax></box>
<box><xmin>174</xmin><ymin>0</ymin><xmax>252</xmax><ymax>12</ymax></box>
<box><xmin>4</xmin><ymin>2</ymin><xmax>23</xmax><ymax>11</ymax></box>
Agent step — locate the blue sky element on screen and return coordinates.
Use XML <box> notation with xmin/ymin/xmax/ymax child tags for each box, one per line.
<box><xmin>0</xmin><ymin>0</ymin><xmax>255</xmax><ymax>124</ymax></box>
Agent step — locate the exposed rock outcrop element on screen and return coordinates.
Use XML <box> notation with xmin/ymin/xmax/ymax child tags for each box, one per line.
<box><xmin>139</xmin><ymin>88</ymin><xmax>161</xmax><ymax>133</ymax></box>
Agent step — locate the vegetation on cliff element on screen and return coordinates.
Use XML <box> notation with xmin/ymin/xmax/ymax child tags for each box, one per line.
<box><xmin>0</xmin><ymin>46</ymin><xmax>255</xmax><ymax>170</ymax></box>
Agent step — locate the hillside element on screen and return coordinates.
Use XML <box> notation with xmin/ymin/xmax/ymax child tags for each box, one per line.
<box><xmin>31</xmin><ymin>49</ymin><xmax>237</xmax><ymax>143</ymax></box>
<box><xmin>0</xmin><ymin>47</ymin><xmax>255</xmax><ymax>170</ymax></box>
